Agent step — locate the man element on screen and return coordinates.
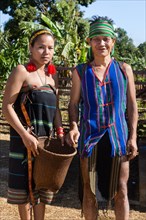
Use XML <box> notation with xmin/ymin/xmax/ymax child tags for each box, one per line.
<box><xmin>67</xmin><ymin>16</ymin><xmax>138</xmax><ymax>220</ymax></box>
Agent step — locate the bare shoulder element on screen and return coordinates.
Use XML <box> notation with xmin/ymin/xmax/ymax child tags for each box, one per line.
<box><xmin>72</xmin><ymin>68</ymin><xmax>81</xmax><ymax>81</ymax></box>
<box><xmin>120</xmin><ymin>62</ymin><xmax>133</xmax><ymax>78</ymax></box>
<box><xmin>6</xmin><ymin>64</ymin><xmax>29</xmax><ymax>88</ymax></box>
<box><xmin>11</xmin><ymin>64</ymin><xmax>28</xmax><ymax>78</ymax></box>
<box><xmin>71</xmin><ymin>68</ymin><xmax>81</xmax><ymax>93</ymax></box>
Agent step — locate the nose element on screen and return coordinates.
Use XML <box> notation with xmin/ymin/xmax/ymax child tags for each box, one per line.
<box><xmin>98</xmin><ymin>39</ymin><xmax>105</xmax><ymax>45</ymax></box>
<box><xmin>44</xmin><ymin>48</ymin><xmax>49</xmax><ymax>54</ymax></box>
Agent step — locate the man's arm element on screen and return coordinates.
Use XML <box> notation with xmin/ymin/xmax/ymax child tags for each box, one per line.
<box><xmin>123</xmin><ymin>63</ymin><xmax>138</xmax><ymax>160</ymax></box>
<box><xmin>67</xmin><ymin>69</ymin><xmax>81</xmax><ymax>145</ymax></box>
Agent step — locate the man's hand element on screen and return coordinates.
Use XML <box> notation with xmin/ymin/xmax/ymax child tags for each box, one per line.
<box><xmin>65</xmin><ymin>129</ymin><xmax>80</xmax><ymax>147</ymax></box>
<box><xmin>126</xmin><ymin>138</ymin><xmax>138</xmax><ymax>160</ymax></box>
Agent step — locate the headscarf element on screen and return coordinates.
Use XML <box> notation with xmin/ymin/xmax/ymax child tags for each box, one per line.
<box><xmin>88</xmin><ymin>20</ymin><xmax>116</xmax><ymax>39</ymax></box>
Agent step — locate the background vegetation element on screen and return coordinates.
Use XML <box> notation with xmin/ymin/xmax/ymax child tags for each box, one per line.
<box><xmin>0</xmin><ymin>0</ymin><xmax>146</xmax><ymax>87</ymax></box>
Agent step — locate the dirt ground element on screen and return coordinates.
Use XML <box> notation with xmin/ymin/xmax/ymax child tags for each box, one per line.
<box><xmin>0</xmin><ymin>134</ymin><xmax>146</xmax><ymax>220</ymax></box>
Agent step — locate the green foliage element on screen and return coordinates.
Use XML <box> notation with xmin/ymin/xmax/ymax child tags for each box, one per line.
<box><xmin>138</xmin><ymin>42</ymin><xmax>146</xmax><ymax>62</ymax></box>
<box><xmin>3</xmin><ymin>5</ymin><xmax>38</xmax><ymax>43</ymax></box>
<box><xmin>0</xmin><ymin>0</ymin><xmax>53</xmax><ymax>16</ymax></box>
<box><xmin>19</xmin><ymin>21</ymin><xmax>48</xmax><ymax>36</ymax></box>
<box><xmin>0</xmin><ymin>0</ymin><xmax>94</xmax><ymax>15</ymax></box>
<box><xmin>114</xmin><ymin>28</ymin><xmax>135</xmax><ymax>58</ymax></box>
<box><xmin>41</xmin><ymin>14</ymin><xmax>62</xmax><ymax>39</ymax></box>
<box><xmin>137</xmin><ymin>99</ymin><xmax>146</xmax><ymax>138</ymax></box>
<box><xmin>138</xmin><ymin>123</ymin><xmax>146</xmax><ymax>138</ymax></box>
<box><xmin>0</xmin><ymin>0</ymin><xmax>145</xmax><ymax>85</ymax></box>
<box><xmin>77</xmin><ymin>0</ymin><xmax>96</xmax><ymax>7</ymax></box>
<box><xmin>40</xmin><ymin>0</ymin><xmax>89</xmax><ymax>67</ymax></box>
<box><xmin>0</xmin><ymin>0</ymin><xmax>90</xmax><ymax>92</ymax></box>
<box><xmin>0</xmin><ymin>30</ymin><xmax>29</xmax><ymax>89</ymax></box>
<box><xmin>114</xmin><ymin>28</ymin><xmax>146</xmax><ymax>70</ymax></box>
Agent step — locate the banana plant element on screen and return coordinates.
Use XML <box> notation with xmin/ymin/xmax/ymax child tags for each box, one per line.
<box><xmin>41</xmin><ymin>9</ymin><xmax>89</xmax><ymax>67</ymax></box>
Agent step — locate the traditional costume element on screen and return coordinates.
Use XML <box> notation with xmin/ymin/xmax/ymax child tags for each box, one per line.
<box><xmin>77</xmin><ymin>20</ymin><xmax>128</xmax><ymax>203</ymax></box>
<box><xmin>8</xmin><ymin>84</ymin><xmax>57</xmax><ymax>204</ymax></box>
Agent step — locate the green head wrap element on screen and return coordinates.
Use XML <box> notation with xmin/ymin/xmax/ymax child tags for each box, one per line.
<box><xmin>88</xmin><ymin>20</ymin><xmax>116</xmax><ymax>39</ymax></box>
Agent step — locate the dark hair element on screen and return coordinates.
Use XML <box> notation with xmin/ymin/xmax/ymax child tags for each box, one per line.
<box><xmin>29</xmin><ymin>29</ymin><xmax>54</xmax><ymax>46</ymax></box>
<box><xmin>89</xmin><ymin>15</ymin><xmax>115</xmax><ymax>26</ymax></box>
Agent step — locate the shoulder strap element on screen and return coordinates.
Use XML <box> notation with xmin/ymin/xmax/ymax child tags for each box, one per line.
<box><xmin>76</xmin><ymin>63</ymin><xmax>87</xmax><ymax>80</ymax></box>
<box><xmin>21</xmin><ymin>103</ymin><xmax>31</xmax><ymax>128</ymax></box>
<box><xmin>117</xmin><ymin>61</ymin><xmax>127</xmax><ymax>78</ymax></box>
<box><xmin>20</xmin><ymin>96</ymin><xmax>35</xmax><ymax>206</ymax></box>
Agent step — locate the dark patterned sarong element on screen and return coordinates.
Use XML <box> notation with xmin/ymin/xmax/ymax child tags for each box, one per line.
<box><xmin>8</xmin><ymin>85</ymin><xmax>57</xmax><ymax>204</ymax></box>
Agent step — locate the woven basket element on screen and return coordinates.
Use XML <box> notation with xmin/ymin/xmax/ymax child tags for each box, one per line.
<box><xmin>33</xmin><ymin>138</ymin><xmax>77</xmax><ymax>192</ymax></box>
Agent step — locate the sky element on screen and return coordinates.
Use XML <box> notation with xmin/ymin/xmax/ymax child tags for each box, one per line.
<box><xmin>0</xmin><ymin>0</ymin><xmax>145</xmax><ymax>46</ymax></box>
<box><xmin>81</xmin><ymin>0</ymin><xmax>146</xmax><ymax>46</ymax></box>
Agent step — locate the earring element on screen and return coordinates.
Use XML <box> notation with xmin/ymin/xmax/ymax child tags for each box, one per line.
<box><xmin>26</xmin><ymin>61</ymin><xmax>56</xmax><ymax>75</ymax></box>
<box><xmin>26</xmin><ymin>62</ymin><xmax>37</xmax><ymax>72</ymax></box>
<box><xmin>47</xmin><ymin>63</ymin><xmax>56</xmax><ymax>75</ymax></box>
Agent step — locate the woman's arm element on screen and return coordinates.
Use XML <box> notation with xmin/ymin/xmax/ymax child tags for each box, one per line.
<box><xmin>2</xmin><ymin>65</ymin><xmax>39</xmax><ymax>156</ymax></box>
<box><xmin>53</xmin><ymin>73</ymin><xmax>63</xmax><ymax>128</ymax></box>
<box><xmin>2</xmin><ymin>65</ymin><xmax>28</xmax><ymax>135</ymax></box>
<box><xmin>53</xmin><ymin>73</ymin><xmax>64</xmax><ymax>143</ymax></box>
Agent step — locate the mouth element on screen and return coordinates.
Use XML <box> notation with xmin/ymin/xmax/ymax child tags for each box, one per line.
<box><xmin>98</xmin><ymin>47</ymin><xmax>106</xmax><ymax>51</ymax></box>
<box><xmin>42</xmin><ymin>57</ymin><xmax>49</xmax><ymax>59</ymax></box>
<box><xmin>41</xmin><ymin>57</ymin><xmax>50</xmax><ymax>62</ymax></box>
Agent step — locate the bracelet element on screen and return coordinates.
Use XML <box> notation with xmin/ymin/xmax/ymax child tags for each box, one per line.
<box><xmin>56</xmin><ymin>127</ymin><xmax>64</xmax><ymax>136</ymax></box>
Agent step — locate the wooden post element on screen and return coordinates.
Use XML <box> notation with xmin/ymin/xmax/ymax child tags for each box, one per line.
<box><xmin>139</xmin><ymin>139</ymin><xmax>146</xmax><ymax>206</ymax></box>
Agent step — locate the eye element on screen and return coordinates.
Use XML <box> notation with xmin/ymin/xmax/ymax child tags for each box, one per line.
<box><xmin>39</xmin><ymin>45</ymin><xmax>44</xmax><ymax>49</ymax></box>
<box><xmin>103</xmin><ymin>37</ymin><xmax>111</xmax><ymax>42</ymax></box>
<box><xmin>92</xmin><ymin>37</ymin><xmax>100</xmax><ymax>42</ymax></box>
<box><xmin>48</xmin><ymin>47</ymin><xmax>54</xmax><ymax>50</ymax></box>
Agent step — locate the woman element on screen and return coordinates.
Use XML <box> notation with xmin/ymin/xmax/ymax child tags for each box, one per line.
<box><xmin>2</xmin><ymin>29</ymin><xmax>64</xmax><ymax>220</ymax></box>
<box><xmin>67</xmin><ymin>16</ymin><xmax>138</xmax><ymax>220</ymax></box>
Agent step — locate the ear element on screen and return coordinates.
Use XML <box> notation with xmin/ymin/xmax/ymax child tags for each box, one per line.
<box><xmin>112</xmin><ymin>38</ymin><xmax>116</xmax><ymax>44</ymax></box>
<box><xmin>86</xmin><ymin>37</ymin><xmax>91</xmax><ymax>45</ymax></box>
<box><xmin>29</xmin><ymin>44</ymin><xmax>32</xmax><ymax>53</ymax></box>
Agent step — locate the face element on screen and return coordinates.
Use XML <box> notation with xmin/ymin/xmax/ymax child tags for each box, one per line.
<box><xmin>89</xmin><ymin>36</ymin><xmax>115</xmax><ymax>58</ymax></box>
<box><xmin>29</xmin><ymin>34</ymin><xmax>55</xmax><ymax>65</ymax></box>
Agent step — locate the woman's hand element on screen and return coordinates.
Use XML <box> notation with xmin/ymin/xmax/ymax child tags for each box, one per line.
<box><xmin>21</xmin><ymin>131</ymin><xmax>39</xmax><ymax>157</ymax></box>
<box><xmin>57</xmin><ymin>133</ymin><xmax>65</xmax><ymax>146</ymax></box>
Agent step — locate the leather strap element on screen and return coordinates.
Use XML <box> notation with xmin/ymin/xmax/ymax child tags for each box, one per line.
<box><xmin>21</xmin><ymin>101</ymin><xmax>35</xmax><ymax>206</ymax></box>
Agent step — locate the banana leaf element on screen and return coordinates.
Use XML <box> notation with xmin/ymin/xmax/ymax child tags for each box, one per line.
<box><xmin>41</xmin><ymin>14</ymin><xmax>62</xmax><ymax>39</ymax></box>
